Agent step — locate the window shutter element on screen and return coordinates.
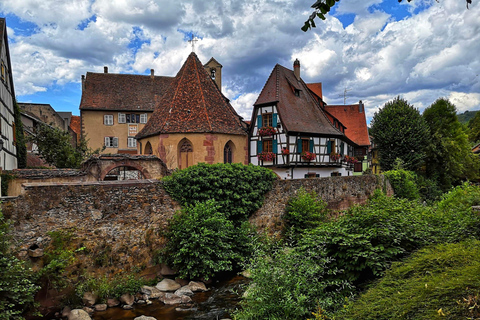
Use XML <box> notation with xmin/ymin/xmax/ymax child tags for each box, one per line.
<box><xmin>140</xmin><ymin>114</ymin><xmax>147</xmax><ymax>123</ymax></box>
<box><xmin>273</xmin><ymin>139</ymin><xmax>278</xmax><ymax>154</ymax></box>
<box><xmin>104</xmin><ymin>137</ymin><xmax>109</xmax><ymax>147</ymax></box>
<box><xmin>257</xmin><ymin>114</ymin><xmax>262</xmax><ymax>128</ymax></box>
<box><xmin>327</xmin><ymin>140</ymin><xmax>332</xmax><ymax>154</ymax></box>
<box><xmin>113</xmin><ymin>137</ymin><xmax>118</xmax><ymax>148</ymax></box>
<box><xmin>118</xmin><ymin>113</ymin><xmax>125</xmax><ymax>123</ymax></box>
<box><xmin>126</xmin><ymin>114</ymin><xmax>130</xmax><ymax>123</ymax></box>
<box><xmin>272</xmin><ymin>113</ymin><xmax>278</xmax><ymax>127</ymax></box>
<box><xmin>136</xmin><ymin>114</ymin><xmax>140</xmax><ymax>123</ymax></box>
<box><xmin>257</xmin><ymin>140</ymin><xmax>263</xmax><ymax>154</ymax></box>
<box><xmin>297</xmin><ymin>139</ymin><xmax>302</xmax><ymax>153</ymax></box>
<box><xmin>309</xmin><ymin>140</ymin><xmax>314</xmax><ymax>152</ymax></box>
<box><xmin>340</xmin><ymin>142</ymin><xmax>344</xmax><ymax>156</ymax></box>
<box><xmin>103</xmin><ymin>115</ymin><xmax>107</xmax><ymax>125</ymax></box>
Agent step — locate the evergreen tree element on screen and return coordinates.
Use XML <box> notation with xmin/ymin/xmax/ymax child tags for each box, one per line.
<box><xmin>423</xmin><ymin>98</ymin><xmax>480</xmax><ymax>190</ymax></box>
<box><xmin>468</xmin><ymin>110</ymin><xmax>480</xmax><ymax>143</ymax></box>
<box><xmin>370</xmin><ymin>97</ymin><xmax>429</xmax><ymax>172</ymax></box>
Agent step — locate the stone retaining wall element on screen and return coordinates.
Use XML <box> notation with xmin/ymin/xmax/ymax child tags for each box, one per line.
<box><xmin>2</xmin><ymin>175</ymin><xmax>391</xmax><ymax>272</ymax></box>
<box><xmin>249</xmin><ymin>175</ymin><xmax>393</xmax><ymax>234</ymax></box>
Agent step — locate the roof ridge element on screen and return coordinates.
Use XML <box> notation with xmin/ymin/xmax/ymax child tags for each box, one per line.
<box><xmin>194</xmin><ymin>57</ymin><xmax>213</xmax><ymax>131</ymax></box>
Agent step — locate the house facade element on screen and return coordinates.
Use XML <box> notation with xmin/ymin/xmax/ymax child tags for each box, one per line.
<box><xmin>0</xmin><ymin>18</ymin><xmax>18</xmax><ymax>171</ymax></box>
<box><xmin>136</xmin><ymin>53</ymin><xmax>248</xmax><ymax>169</ymax></box>
<box><xmin>250</xmin><ymin>60</ymin><xmax>358</xmax><ymax>179</ymax></box>
<box><xmin>79</xmin><ymin>67</ymin><xmax>174</xmax><ymax>154</ymax></box>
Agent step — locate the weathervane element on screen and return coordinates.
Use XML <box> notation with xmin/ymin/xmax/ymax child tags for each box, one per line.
<box><xmin>188</xmin><ymin>35</ymin><xmax>198</xmax><ymax>53</ymax></box>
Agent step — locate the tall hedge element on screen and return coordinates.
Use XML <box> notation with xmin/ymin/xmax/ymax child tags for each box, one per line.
<box><xmin>162</xmin><ymin>163</ymin><xmax>277</xmax><ymax>220</ymax></box>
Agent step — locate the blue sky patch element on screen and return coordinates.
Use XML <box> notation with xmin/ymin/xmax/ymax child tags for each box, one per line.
<box><xmin>2</xmin><ymin>13</ymin><xmax>37</xmax><ymax>38</ymax></box>
<box><xmin>77</xmin><ymin>15</ymin><xmax>96</xmax><ymax>31</ymax></box>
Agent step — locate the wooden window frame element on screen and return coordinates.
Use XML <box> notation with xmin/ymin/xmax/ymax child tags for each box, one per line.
<box><xmin>104</xmin><ymin>115</ymin><xmax>114</xmax><ymax>126</ymax></box>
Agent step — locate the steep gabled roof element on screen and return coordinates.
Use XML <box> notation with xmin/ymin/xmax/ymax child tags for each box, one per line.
<box><xmin>70</xmin><ymin>115</ymin><xmax>81</xmax><ymax>137</ymax></box>
<box><xmin>136</xmin><ymin>53</ymin><xmax>247</xmax><ymax>139</ymax></box>
<box><xmin>324</xmin><ymin>103</ymin><xmax>371</xmax><ymax>147</ymax></box>
<box><xmin>254</xmin><ymin>64</ymin><xmax>343</xmax><ymax>137</ymax></box>
<box><xmin>79</xmin><ymin>72</ymin><xmax>174</xmax><ymax>111</ymax></box>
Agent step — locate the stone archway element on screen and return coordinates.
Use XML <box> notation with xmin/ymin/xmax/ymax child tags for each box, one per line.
<box><xmin>100</xmin><ymin>162</ymin><xmax>151</xmax><ymax>181</ymax></box>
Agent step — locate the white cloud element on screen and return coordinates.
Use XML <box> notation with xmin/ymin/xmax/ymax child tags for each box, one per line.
<box><xmin>0</xmin><ymin>0</ymin><xmax>479</xmax><ymax>118</ymax></box>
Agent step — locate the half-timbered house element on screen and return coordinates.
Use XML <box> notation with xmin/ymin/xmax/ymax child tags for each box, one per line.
<box><xmin>249</xmin><ymin>59</ymin><xmax>358</xmax><ymax>179</ymax></box>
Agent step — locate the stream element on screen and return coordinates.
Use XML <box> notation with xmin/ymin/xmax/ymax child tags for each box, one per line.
<box><xmin>91</xmin><ymin>275</ymin><xmax>248</xmax><ymax>320</ymax></box>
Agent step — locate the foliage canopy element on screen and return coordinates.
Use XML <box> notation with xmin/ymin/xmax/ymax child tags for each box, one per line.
<box><xmin>370</xmin><ymin>97</ymin><xmax>430</xmax><ymax>172</ymax></box>
<box><xmin>163</xmin><ymin>163</ymin><xmax>277</xmax><ymax>220</ymax></box>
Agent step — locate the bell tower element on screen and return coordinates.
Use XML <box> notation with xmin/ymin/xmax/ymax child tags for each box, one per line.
<box><xmin>203</xmin><ymin>57</ymin><xmax>223</xmax><ymax>92</ymax></box>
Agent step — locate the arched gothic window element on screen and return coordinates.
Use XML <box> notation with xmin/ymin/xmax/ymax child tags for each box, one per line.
<box><xmin>224</xmin><ymin>142</ymin><xmax>233</xmax><ymax>164</ymax></box>
<box><xmin>179</xmin><ymin>139</ymin><xmax>193</xmax><ymax>169</ymax></box>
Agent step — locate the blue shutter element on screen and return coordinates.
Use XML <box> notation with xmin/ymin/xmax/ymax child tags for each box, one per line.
<box><xmin>309</xmin><ymin>140</ymin><xmax>314</xmax><ymax>152</ymax></box>
<box><xmin>272</xmin><ymin>113</ymin><xmax>278</xmax><ymax>127</ymax></box>
<box><xmin>273</xmin><ymin>139</ymin><xmax>278</xmax><ymax>154</ymax></box>
<box><xmin>340</xmin><ymin>142</ymin><xmax>344</xmax><ymax>156</ymax></box>
<box><xmin>297</xmin><ymin>139</ymin><xmax>302</xmax><ymax>153</ymax></box>
<box><xmin>257</xmin><ymin>114</ymin><xmax>263</xmax><ymax>128</ymax></box>
<box><xmin>327</xmin><ymin>141</ymin><xmax>332</xmax><ymax>154</ymax></box>
<box><xmin>257</xmin><ymin>140</ymin><xmax>263</xmax><ymax>154</ymax></box>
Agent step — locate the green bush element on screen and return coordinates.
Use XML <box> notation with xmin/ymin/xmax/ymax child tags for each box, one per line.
<box><xmin>283</xmin><ymin>188</ymin><xmax>328</xmax><ymax>239</ymax></box>
<box><xmin>163</xmin><ymin>163</ymin><xmax>277</xmax><ymax>220</ymax></box>
<box><xmin>384</xmin><ymin>169</ymin><xmax>420</xmax><ymax>200</ymax></box>
<box><xmin>75</xmin><ymin>274</ymin><xmax>155</xmax><ymax>304</ymax></box>
<box><xmin>338</xmin><ymin>240</ymin><xmax>480</xmax><ymax>320</ymax></box>
<box><xmin>0</xmin><ymin>213</ymin><xmax>40</xmax><ymax>320</ymax></box>
<box><xmin>160</xmin><ymin>200</ymin><xmax>254</xmax><ymax>280</ymax></box>
<box><xmin>234</xmin><ymin>240</ymin><xmax>353</xmax><ymax>320</ymax></box>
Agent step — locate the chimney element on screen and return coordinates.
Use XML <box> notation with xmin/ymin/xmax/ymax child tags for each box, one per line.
<box><xmin>150</xmin><ymin>69</ymin><xmax>154</xmax><ymax>78</ymax></box>
<box><xmin>104</xmin><ymin>66</ymin><xmax>108</xmax><ymax>73</ymax></box>
<box><xmin>293</xmin><ymin>59</ymin><xmax>300</xmax><ymax>80</ymax></box>
<box><xmin>81</xmin><ymin>75</ymin><xmax>85</xmax><ymax>91</ymax></box>
<box><xmin>359</xmin><ymin>100</ymin><xmax>364</xmax><ymax>113</ymax></box>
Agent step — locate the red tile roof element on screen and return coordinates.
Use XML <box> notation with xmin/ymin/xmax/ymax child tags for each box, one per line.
<box><xmin>79</xmin><ymin>72</ymin><xmax>173</xmax><ymax>111</ymax></box>
<box><xmin>69</xmin><ymin>115</ymin><xmax>81</xmax><ymax>137</ymax></box>
<box><xmin>324</xmin><ymin>103</ymin><xmax>370</xmax><ymax>147</ymax></box>
<box><xmin>307</xmin><ymin>83</ymin><xmax>323</xmax><ymax>100</ymax></box>
<box><xmin>136</xmin><ymin>53</ymin><xmax>247</xmax><ymax>138</ymax></box>
<box><xmin>254</xmin><ymin>64</ymin><xmax>344</xmax><ymax>137</ymax></box>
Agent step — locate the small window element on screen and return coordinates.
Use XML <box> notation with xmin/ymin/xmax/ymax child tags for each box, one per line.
<box><xmin>302</xmin><ymin>139</ymin><xmax>309</xmax><ymax>154</ymax></box>
<box><xmin>140</xmin><ymin>113</ymin><xmax>148</xmax><ymax>124</ymax></box>
<box><xmin>118</xmin><ymin>113</ymin><xmax>126</xmax><ymax>123</ymax></box>
<box><xmin>127</xmin><ymin>137</ymin><xmax>137</xmax><ymax>148</ymax></box>
<box><xmin>263</xmin><ymin>113</ymin><xmax>273</xmax><ymax>127</ymax></box>
<box><xmin>210</xmin><ymin>68</ymin><xmax>216</xmax><ymax>80</ymax></box>
<box><xmin>104</xmin><ymin>137</ymin><xmax>118</xmax><ymax>148</ymax></box>
<box><xmin>294</xmin><ymin>89</ymin><xmax>300</xmax><ymax>97</ymax></box>
<box><xmin>104</xmin><ymin>115</ymin><xmax>114</xmax><ymax>126</ymax></box>
<box><xmin>1</xmin><ymin>60</ymin><xmax>5</xmax><ymax>82</ymax></box>
<box><xmin>263</xmin><ymin>140</ymin><xmax>273</xmax><ymax>153</ymax></box>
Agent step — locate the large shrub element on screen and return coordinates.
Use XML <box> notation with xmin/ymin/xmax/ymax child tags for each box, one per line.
<box><xmin>383</xmin><ymin>169</ymin><xmax>420</xmax><ymax>200</ymax></box>
<box><xmin>338</xmin><ymin>240</ymin><xmax>480</xmax><ymax>320</ymax></box>
<box><xmin>162</xmin><ymin>163</ymin><xmax>277</xmax><ymax>220</ymax></box>
<box><xmin>0</xmin><ymin>213</ymin><xmax>40</xmax><ymax>320</ymax></box>
<box><xmin>160</xmin><ymin>200</ymin><xmax>254</xmax><ymax>280</ymax></box>
<box><xmin>234</xmin><ymin>240</ymin><xmax>353</xmax><ymax>320</ymax></box>
<box><xmin>283</xmin><ymin>187</ymin><xmax>328</xmax><ymax>240</ymax></box>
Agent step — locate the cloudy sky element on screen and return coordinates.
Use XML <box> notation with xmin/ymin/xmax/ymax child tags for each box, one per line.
<box><xmin>1</xmin><ymin>0</ymin><xmax>479</xmax><ymax>123</ymax></box>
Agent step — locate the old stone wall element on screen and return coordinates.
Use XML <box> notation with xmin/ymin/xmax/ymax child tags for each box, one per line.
<box><xmin>2</xmin><ymin>175</ymin><xmax>391</xmax><ymax>273</ymax></box>
<box><xmin>249</xmin><ymin>175</ymin><xmax>393</xmax><ymax>234</ymax></box>
<box><xmin>2</xmin><ymin>179</ymin><xmax>180</xmax><ymax>273</ymax></box>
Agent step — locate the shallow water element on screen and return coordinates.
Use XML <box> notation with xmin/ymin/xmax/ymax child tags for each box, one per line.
<box><xmin>92</xmin><ymin>275</ymin><xmax>248</xmax><ymax>320</ymax></box>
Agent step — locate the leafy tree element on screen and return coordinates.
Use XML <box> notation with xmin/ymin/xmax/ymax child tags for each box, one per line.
<box><xmin>303</xmin><ymin>0</ymin><xmax>473</xmax><ymax>31</ymax></box>
<box><xmin>13</xmin><ymin>102</ymin><xmax>27</xmax><ymax>168</ymax></box>
<box><xmin>423</xmin><ymin>98</ymin><xmax>480</xmax><ymax>190</ymax></box>
<box><xmin>370</xmin><ymin>97</ymin><xmax>430</xmax><ymax>172</ymax></box>
<box><xmin>29</xmin><ymin>123</ymin><xmax>100</xmax><ymax>168</ymax></box>
<box><xmin>468</xmin><ymin>109</ymin><xmax>480</xmax><ymax>143</ymax></box>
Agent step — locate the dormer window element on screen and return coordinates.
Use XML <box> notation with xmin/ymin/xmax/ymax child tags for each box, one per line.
<box><xmin>294</xmin><ymin>89</ymin><xmax>300</xmax><ymax>97</ymax></box>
